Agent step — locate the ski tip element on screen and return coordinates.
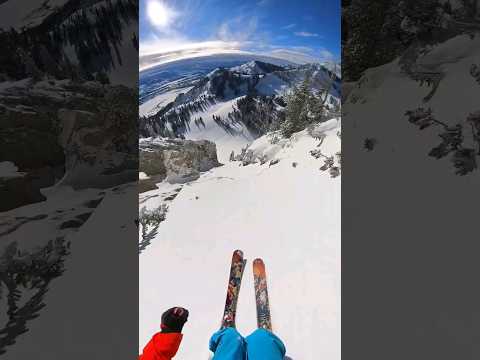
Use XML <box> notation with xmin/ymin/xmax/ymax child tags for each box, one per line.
<box><xmin>253</xmin><ymin>258</ymin><xmax>265</xmax><ymax>275</ymax></box>
<box><xmin>233</xmin><ymin>249</ymin><xmax>244</xmax><ymax>257</ymax></box>
<box><xmin>253</xmin><ymin>258</ymin><xmax>264</xmax><ymax>265</ymax></box>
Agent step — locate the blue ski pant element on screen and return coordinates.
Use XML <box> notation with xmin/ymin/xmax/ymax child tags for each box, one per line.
<box><xmin>209</xmin><ymin>327</ymin><xmax>286</xmax><ymax>360</ymax></box>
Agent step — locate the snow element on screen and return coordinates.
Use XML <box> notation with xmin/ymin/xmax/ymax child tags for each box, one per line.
<box><xmin>255</xmin><ymin>74</ymin><xmax>290</xmax><ymax>96</ymax></box>
<box><xmin>230</xmin><ymin>61</ymin><xmax>278</xmax><ymax>75</ymax></box>
<box><xmin>0</xmin><ymin>78</ymin><xmax>32</xmax><ymax>93</ymax></box>
<box><xmin>246</xmin><ymin>118</ymin><xmax>340</xmax><ymax>164</ymax></box>
<box><xmin>417</xmin><ymin>34</ymin><xmax>480</xmax><ymax>69</ymax></box>
<box><xmin>1</xmin><ymin>183</ymin><xmax>139</xmax><ymax>360</ymax></box>
<box><xmin>139</xmin><ymin>87</ymin><xmax>193</xmax><ymax>117</ymax></box>
<box><xmin>0</xmin><ymin>0</ymin><xmax>68</xmax><ymax>29</ymax></box>
<box><xmin>0</xmin><ymin>186</ymin><xmax>103</xmax><ymax>252</ymax></box>
<box><xmin>0</xmin><ymin>161</ymin><xmax>22</xmax><ymax>178</ymax></box>
<box><xmin>180</xmin><ymin>98</ymin><xmax>255</xmax><ymax>163</ymax></box>
<box><xmin>139</xmin><ymin>120</ymin><xmax>341</xmax><ymax>360</ymax></box>
<box><xmin>346</xmin><ymin>34</ymin><xmax>480</xmax><ymax>149</ymax></box>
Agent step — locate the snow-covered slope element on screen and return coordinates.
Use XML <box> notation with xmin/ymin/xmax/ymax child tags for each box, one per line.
<box><xmin>341</xmin><ymin>33</ymin><xmax>480</xmax><ymax>356</ymax></box>
<box><xmin>139</xmin><ymin>87</ymin><xmax>193</xmax><ymax>117</ymax></box>
<box><xmin>139</xmin><ymin>119</ymin><xmax>341</xmax><ymax>360</ymax></box>
<box><xmin>344</xmin><ymin>34</ymin><xmax>480</xmax><ymax>173</ymax></box>
<box><xmin>1</xmin><ymin>183</ymin><xmax>138</xmax><ymax>360</ymax></box>
<box><xmin>179</xmin><ymin>98</ymin><xmax>254</xmax><ymax>162</ymax></box>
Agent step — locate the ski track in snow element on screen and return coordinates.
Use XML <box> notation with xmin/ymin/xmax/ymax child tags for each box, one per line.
<box><xmin>139</xmin><ymin>121</ymin><xmax>341</xmax><ymax>360</ymax></box>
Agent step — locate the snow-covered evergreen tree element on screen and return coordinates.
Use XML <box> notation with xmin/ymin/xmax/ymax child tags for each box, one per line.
<box><xmin>281</xmin><ymin>77</ymin><xmax>312</xmax><ymax>137</ymax></box>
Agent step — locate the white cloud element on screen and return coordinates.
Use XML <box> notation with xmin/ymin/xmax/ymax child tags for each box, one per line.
<box><xmin>282</xmin><ymin>23</ymin><xmax>296</xmax><ymax>30</ymax></box>
<box><xmin>267</xmin><ymin>49</ymin><xmax>320</xmax><ymax>64</ymax></box>
<box><xmin>217</xmin><ymin>16</ymin><xmax>258</xmax><ymax>43</ymax></box>
<box><xmin>265</xmin><ymin>46</ymin><xmax>338</xmax><ymax>65</ymax></box>
<box><xmin>140</xmin><ymin>37</ymin><xmax>242</xmax><ymax>57</ymax></box>
<box><xmin>294</xmin><ymin>31</ymin><xmax>320</xmax><ymax>37</ymax></box>
<box><xmin>318</xmin><ymin>49</ymin><xmax>335</xmax><ymax>62</ymax></box>
<box><xmin>139</xmin><ymin>37</ymin><xmax>246</xmax><ymax>70</ymax></box>
<box><xmin>139</xmin><ymin>13</ymin><xmax>263</xmax><ymax>70</ymax></box>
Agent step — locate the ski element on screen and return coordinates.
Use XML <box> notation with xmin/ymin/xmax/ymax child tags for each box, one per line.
<box><xmin>253</xmin><ymin>258</ymin><xmax>272</xmax><ymax>331</ymax></box>
<box><xmin>221</xmin><ymin>249</ymin><xmax>246</xmax><ymax>328</ymax></box>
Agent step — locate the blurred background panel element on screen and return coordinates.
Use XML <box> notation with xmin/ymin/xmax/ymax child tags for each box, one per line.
<box><xmin>342</xmin><ymin>1</ymin><xmax>480</xmax><ymax>359</ymax></box>
<box><xmin>0</xmin><ymin>1</ymin><xmax>139</xmax><ymax>358</ymax></box>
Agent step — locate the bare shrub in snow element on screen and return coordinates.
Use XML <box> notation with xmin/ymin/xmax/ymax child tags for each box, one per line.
<box><xmin>313</xmin><ymin>149</ymin><xmax>341</xmax><ymax>178</ymax></box>
<box><xmin>241</xmin><ymin>150</ymin><xmax>257</xmax><ymax>166</ymax></box>
<box><xmin>364</xmin><ymin>138</ymin><xmax>377</xmax><ymax>151</ymax></box>
<box><xmin>405</xmin><ymin>107</ymin><xmax>479</xmax><ymax>175</ymax></box>
<box><xmin>310</xmin><ymin>149</ymin><xmax>324</xmax><ymax>159</ymax></box>
<box><xmin>269</xmin><ymin>159</ymin><xmax>280</xmax><ymax>167</ymax></box>
<box><xmin>470</xmin><ymin>64</ymin><xmax>480</xmax><ymax>85</ymax></box>
<box><xmin>139</xmin><ymin>205</ymin><xmax>168</xmax><ymax>241</ymax></box>
<box><xmin>267</xmin><ymin>132</ymin><xmax>282</xmax><ymax>145</ymax></box>
<box><xmin>320</xmin><ymin>156</ymin><xmax>335</xmax><ymax>171</ymax></box>
<box><xmin>259</xmin><ymin>155</ymin><xmax>268</xmax><ymax>165</ymax></box>
<box><xmin>330</xmin><ymin>166</ymin><xmax>340</xmax><ymax>178</ymax></box>
<box><xmin>0</xmin><ymin>238</ymin><xmax>70</xmax><ymax>354</ymax></box>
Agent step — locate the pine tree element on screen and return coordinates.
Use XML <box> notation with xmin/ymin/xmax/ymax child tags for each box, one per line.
<box><xmin>281</xmin><ymin>77</ymin><xmax>311</xmax><ymax>138</ymax></box>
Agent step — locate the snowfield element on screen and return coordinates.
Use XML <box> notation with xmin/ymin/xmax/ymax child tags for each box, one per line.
<box><xmin>139</xmin><ymin>119</ymin><xmax>341</xmax><ymax>360</ymax></box>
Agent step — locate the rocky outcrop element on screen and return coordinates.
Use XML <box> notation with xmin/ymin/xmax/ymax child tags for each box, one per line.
<box><xmin>0</xmin><ymin>80</ymin><xmax>137</xmax><ymax>210</ymax></box>
<box><xmin>56</xmin><ymin>86</ymin><xmax>137</xmax><ymax>189</ymax></box>
<box><xmin>0</xmin><ymin>173</ymin><xmax>46</xmax><ymax>211</ymax></box>
<box><xmin>139</xmin><ymin>138</ymin><xmax>221</xmax><ymax>191</ymax></box>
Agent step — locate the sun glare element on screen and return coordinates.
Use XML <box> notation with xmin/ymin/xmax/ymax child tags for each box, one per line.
<box><xmin>147</xmin><ymin>1</ymin><xmax>174</xmax><ymax>28</ymax></box>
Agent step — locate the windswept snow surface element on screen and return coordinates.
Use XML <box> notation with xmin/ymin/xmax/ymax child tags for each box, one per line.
<box><xmin>139</xmin><ymin>119</ymin><xmax>341</xmax><ymax>360</ymax></box>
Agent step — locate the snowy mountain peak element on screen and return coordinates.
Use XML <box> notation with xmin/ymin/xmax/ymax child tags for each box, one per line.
<box><xmin>230</xmin><ymin>60</ymin><xmax>285</xmax><ymax>75</ymax></box>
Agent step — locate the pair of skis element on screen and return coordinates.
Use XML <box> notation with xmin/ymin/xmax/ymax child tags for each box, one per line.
<box><xmin>221</xmin><ymin>250</ymin><xmax>272</xmax><ymax>331</ymax></box>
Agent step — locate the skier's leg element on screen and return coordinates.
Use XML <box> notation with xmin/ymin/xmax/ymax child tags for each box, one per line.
<box><xmin>209</xmin><ymin>327</ymin><xmax>247</xmax><ymax>360</ymax></box>
<box><xmin>245</xmin><ymin>329</ymin><xmax>286</xmax><ymax>360</ymax></box>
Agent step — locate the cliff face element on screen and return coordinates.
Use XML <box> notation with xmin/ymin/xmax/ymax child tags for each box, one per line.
<box><xmin>0</xmin><ymin>80</ymin><xmax>137</xmax><ymax>211</ymax></box>
<box><xmin>139</xmin><ymin>137</ymin><xmax>221</xmax><ymax>192</ymax></box>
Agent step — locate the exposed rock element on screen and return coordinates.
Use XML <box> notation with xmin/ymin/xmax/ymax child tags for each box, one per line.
<box><xmin>55</xmin><ymin>86</ymin><xmax>138</xmax><ymax>189</ymax></box>
<box><xmin>139</xmin><ymin>138</ymin><xmax>221</xmax><ymax>189</ymax></box>
<box><xmin>0</xmin><ymin>173</ymin><xmax>46</xmax><ymax>211</ymax></box>
<box><xmin>0</xmin><ymin>80</ymin><xmax>138</xmax><ymax>210</ymax></box>
<box><xmin>0</xmin><ymin>127</ymin><xmax>65</xmax><ymax>171</ymax></box>
<box><xmin>139</xmin><ymin>149</ymin><xmax>166</xmax><ymax>179</ymax></box>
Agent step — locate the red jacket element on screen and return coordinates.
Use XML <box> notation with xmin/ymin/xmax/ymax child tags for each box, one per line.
<box><xmin>139</xmin><ymin>332</ymin><xmax>183</xmax><ymax>360</ymax></box>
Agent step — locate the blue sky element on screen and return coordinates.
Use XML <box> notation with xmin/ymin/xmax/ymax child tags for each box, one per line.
<box><xmin>139</xmin><ymin>0</ymin><xmax>340</xmax><ymax>65</ymax></box>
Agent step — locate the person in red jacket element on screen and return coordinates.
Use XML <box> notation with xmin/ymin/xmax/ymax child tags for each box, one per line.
<box><xmin>139</xmin><ymin>307</ymin><xmax>189</xmax><ymax>360</ymax></box>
